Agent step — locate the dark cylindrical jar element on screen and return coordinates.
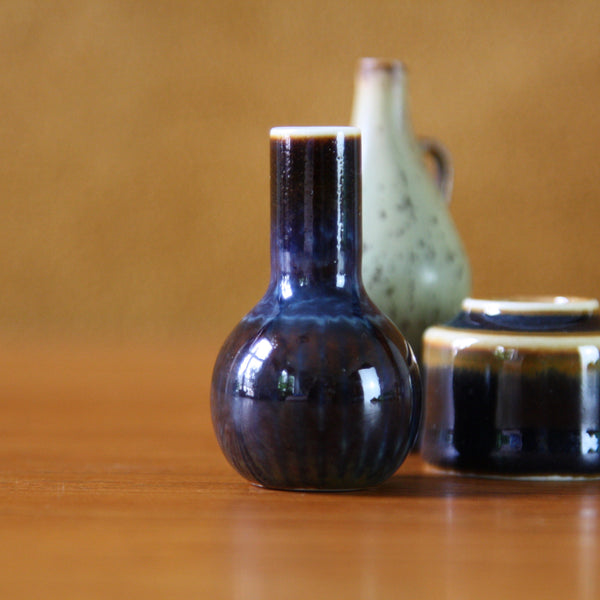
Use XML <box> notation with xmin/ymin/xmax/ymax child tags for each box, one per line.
<box><xmin>422</xmin><ymin>297</ymin><xmax>600</xmax><ymax>477</ymax></box>
<box><xmin>211</xmin><ymin>126</ymin><xmax>421</xmax><ymax>491</ymax></box>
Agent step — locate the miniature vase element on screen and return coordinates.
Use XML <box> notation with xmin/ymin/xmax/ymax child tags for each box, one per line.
<box><xmin>211</xmin><ymin>126</ymin><xmax>421</xmax><ymax>491</ymax></box>
<box><xmin>351</xmin><ymin>58</ymin><xmax>471</xmax><ymax>360</ymax></box>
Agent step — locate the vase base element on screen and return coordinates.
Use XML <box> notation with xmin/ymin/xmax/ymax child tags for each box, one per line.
<box><xmin>250</xmin><ymin>481</ymin><xmax>368</xmax><ymax>493</ymax></box>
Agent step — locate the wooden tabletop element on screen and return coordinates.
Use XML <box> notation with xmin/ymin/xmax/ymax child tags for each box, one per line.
<box><xmin>1</xmin><ymin>341</ymin><xmax>599</xmax><ymax>599</ymax></box>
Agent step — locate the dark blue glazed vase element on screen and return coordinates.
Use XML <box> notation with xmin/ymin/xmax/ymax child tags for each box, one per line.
<box><xmin>211</xmin><ymin>127</ymin><xmax>421</xmax><ymax>490</ymax></box>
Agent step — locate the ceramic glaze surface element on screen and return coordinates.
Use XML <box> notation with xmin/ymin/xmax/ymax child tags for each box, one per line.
<box><xmin>421</xmin><ymin>297</ymin><xmax>600</xmax><ymax>476</ymax></box>
<box><xmin>351</xmin><ymin>58</ymin><xmax>471</xmax><ymax>360</ymax></box>
<box><xmin>211</xmin><ymin>128</ymin><xmax>421</xmax><ymax>491</ymax></box>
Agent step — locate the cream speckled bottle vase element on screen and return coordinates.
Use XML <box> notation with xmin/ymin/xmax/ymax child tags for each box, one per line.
<box><xmin>351</xmin><ymin>58</ymin><xmax>471</xmax><ymax>361</ymax></box>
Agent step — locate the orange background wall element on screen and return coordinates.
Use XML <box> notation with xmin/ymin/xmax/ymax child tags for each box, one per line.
<box><xmin>2</xmin><ymin>1</ymin><xmax>600</xmax><ymax>344</ymax></box>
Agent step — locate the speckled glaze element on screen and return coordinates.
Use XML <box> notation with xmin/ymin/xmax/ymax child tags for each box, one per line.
<box><xmin>351</xmin><ymin>58</ymin><xmax>471</xmax><ymax>360</ymax></box>
<box><xmin>421</xmin><ymin>297</ymin><xmax>600</xmax><ymax>477</ymax></box>
<box><xmin>211</xmin><ymin>127</ymin><xmax>422</xmax><ymax>491</ymax></box>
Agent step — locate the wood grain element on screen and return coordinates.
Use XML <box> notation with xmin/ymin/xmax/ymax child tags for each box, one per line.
<box><xmin>1</xmin><ymin>341</ymin><xmax>599</xmax><ymax>599</ymax></box>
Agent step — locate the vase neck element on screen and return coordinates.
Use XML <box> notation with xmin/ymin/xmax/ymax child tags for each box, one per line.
<box><xmin>269</xmin><ymin>127</ymin><xmax>362</xmax><ymax>299</ymax></box>
<box><xmin>351</xmin><ymin>58</ymin><xmax>411</xmax><ymax>136</ymax></box>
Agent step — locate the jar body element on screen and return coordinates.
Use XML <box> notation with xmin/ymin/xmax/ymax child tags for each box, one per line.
<box><xmin>351</xmin><ymin>58</ymin><xmax>471</xmax><ymax>360</ymax></box>
<box><xmin>211</xmin><ymin>127</ymin><xmax>421</xmax><ymax>490</ymax></box>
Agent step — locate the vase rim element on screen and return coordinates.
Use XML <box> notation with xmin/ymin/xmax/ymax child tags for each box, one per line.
<box><xmin>357</xmin><ymin>57</ymin><xmax>407</xmax><ymax>74</ymax></box>
<box><xmin>270</xmin><ymin>126</ymin><xmax>360</xmax><ymax>139</ymax></box>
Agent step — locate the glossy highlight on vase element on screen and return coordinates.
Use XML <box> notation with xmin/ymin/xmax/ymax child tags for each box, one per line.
<box><xmin>211</xmin><ymin>127</ymin><xmax>421</xmax><ymax>491</ymax></box>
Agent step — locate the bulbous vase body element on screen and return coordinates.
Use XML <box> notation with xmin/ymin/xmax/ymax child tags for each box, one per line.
<box><xmin>211</xmin><ymin>127</ymin><xmax>421</xmax><ymax>491</ymax></box>
<box><xmin>351</xmin><ymin>58</ymin><xmax>471</xmax><ymax>360</ymax></box>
